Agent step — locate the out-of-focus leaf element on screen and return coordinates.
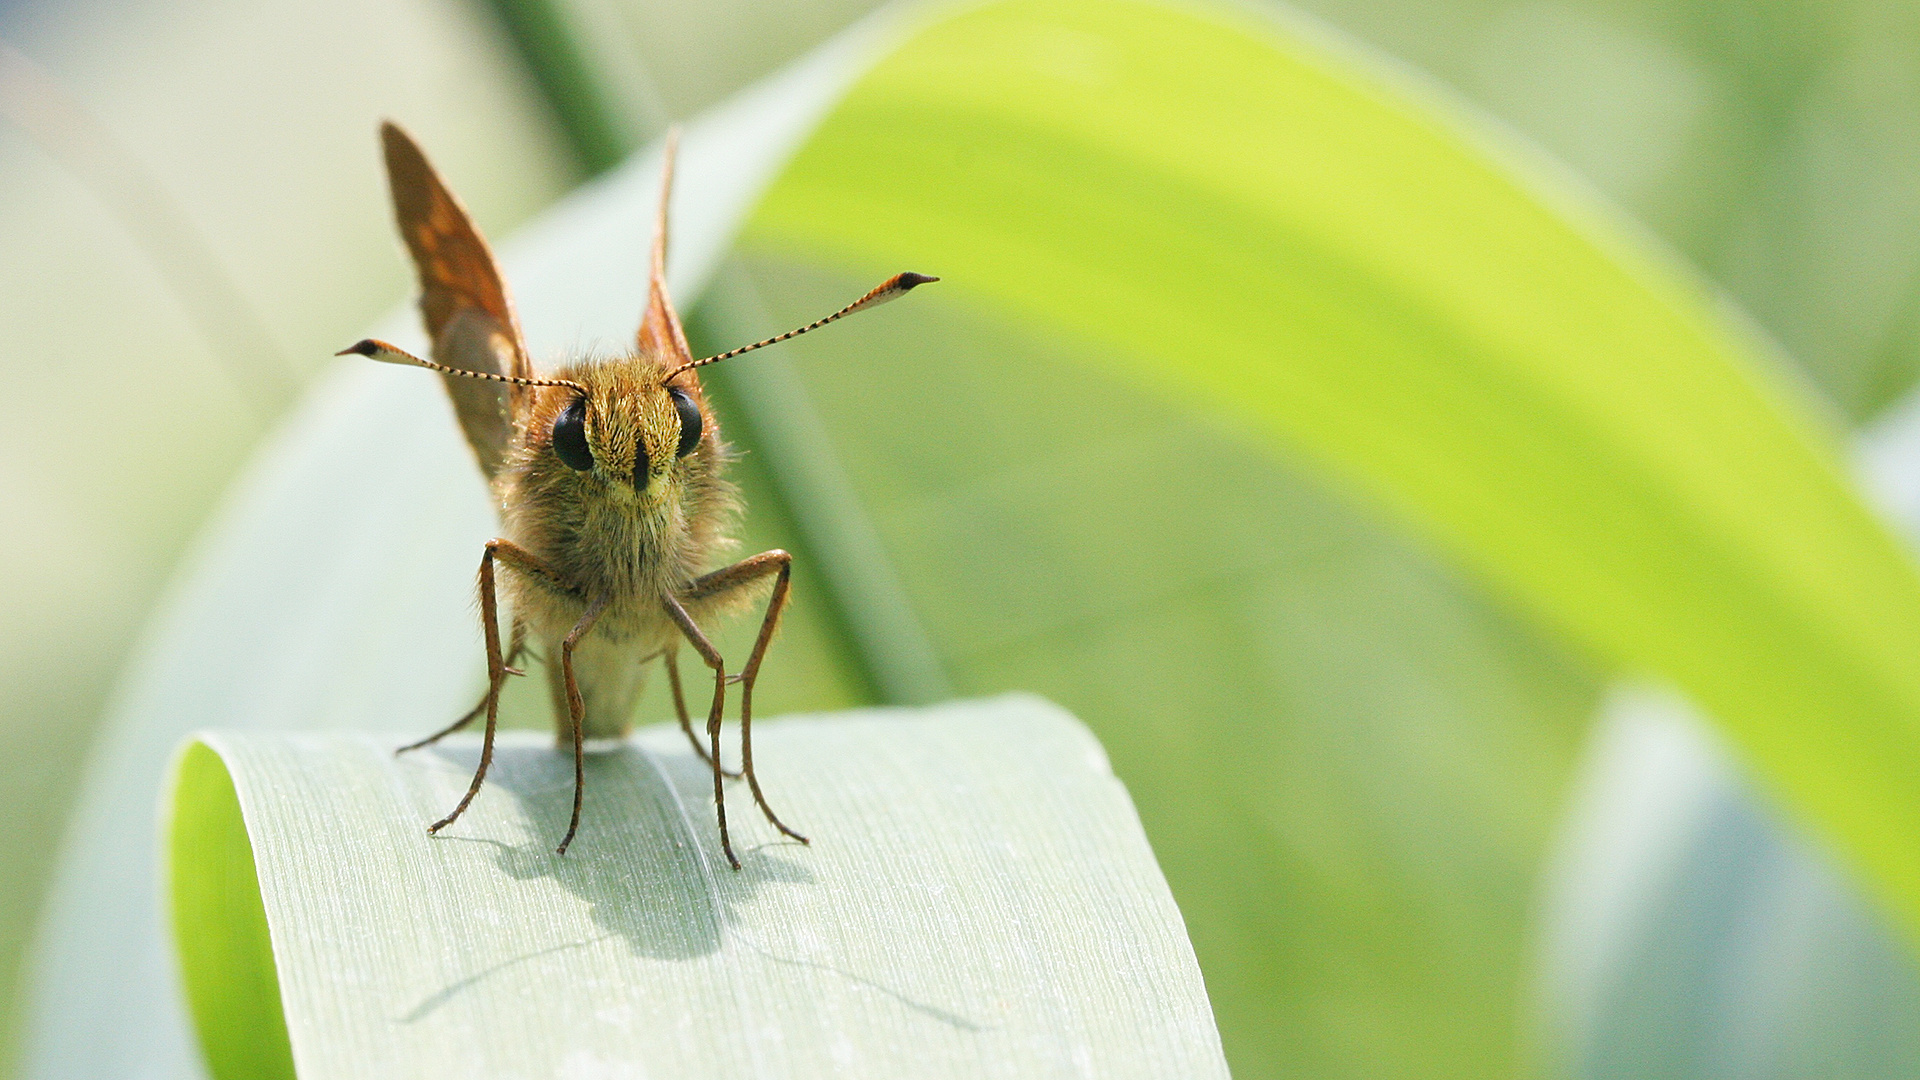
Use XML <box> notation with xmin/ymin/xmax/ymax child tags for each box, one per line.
<box><xmin>708</xmin><ymin>254</ymin><xmax>1596</xmax><ymax>1079</ymax></box>
<box><xmin>168</xmin><ymin>698</ymin><xmax>1226</xmax><ymax>1078</ymax></box>
<box><xmin>746</xmin><ymin>0</ymin><xmax>1920</xmax><ymax>971</ymax></box>
<box><xmin>1529</xmin><ymin>391</ymin><xmax>1920</xmax><ymax>1080</ymax></box>
<box><xmin>1536</xmin><ymin>687</ymin><xmax>1920</xmax><ymax>1080</ymax></box>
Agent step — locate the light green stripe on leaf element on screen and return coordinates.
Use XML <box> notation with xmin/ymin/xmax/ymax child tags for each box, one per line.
<box><xmin>167</xmin><ymin>741</ymin><xmax>295</xmax><ymax>1080</ymax></box>
<box><xmin>746</xmin><ymin>0</ymin><xmax>1920</xmax><ymax>939</ymax></box>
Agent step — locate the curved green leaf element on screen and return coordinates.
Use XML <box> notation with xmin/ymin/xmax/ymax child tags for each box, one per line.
<box><xmin>745</xmin><ymin>0</ymin><xmax>1920</xmax><ymax>947</ymax></box>
<box><xmin>167</xmin><ymin>699</ymin><xmax>1226</xmax><ymax>1078</ymax></box>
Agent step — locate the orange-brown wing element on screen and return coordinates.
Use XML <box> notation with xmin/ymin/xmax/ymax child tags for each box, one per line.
<box><xmin>381</xmin><ymin>121</ymin><xmax>533</xmax><ymax>480</ymax></box>
<box><xmin>637</xmin><ymin>128</ymin><xmax>694</xmax><ymax>371</ymax></box>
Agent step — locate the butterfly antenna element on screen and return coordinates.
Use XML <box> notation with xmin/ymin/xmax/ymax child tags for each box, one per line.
<box><xmin>662</xmin><ymin>272</ymin><xmax>939</xmax><ymax>383</ymax></box>
<box><xmin>339</xmin><ymin>339</ymin><xmax>588</xmax><ymax>394</ymax></box>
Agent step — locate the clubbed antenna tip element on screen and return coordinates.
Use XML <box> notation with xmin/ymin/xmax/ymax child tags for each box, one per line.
<box><xmin>853</xmin><ymin>272</ymin><xmax>939</xmax><ymax>313</ymax></box>
<box><xmin>337</xmin><ymin>338</ymin><xmax>388</xmax><ymax>359</ymax></box>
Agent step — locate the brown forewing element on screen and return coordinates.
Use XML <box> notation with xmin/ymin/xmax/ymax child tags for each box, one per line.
<box><xmin>381</xmin><ymin>121</ymin><xmax>534</xmax><ymax>481</ymax></box>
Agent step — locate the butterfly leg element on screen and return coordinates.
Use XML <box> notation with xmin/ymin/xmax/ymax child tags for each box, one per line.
<box><xmin>423</xmin><ymin>539</ymin><xmax>565</xmax><ymax>837</ymax></box>
<box><xmin>664</xmin><ymin>648</ymin><xmax>739</xmax><ymax>778</ymax></box>
<box><xmin>424</xmin><ymin>541</ymin><xmax>524</xmax><ymax>834</ymax></box>
<box><xmin>554</xmin><ymin>594</ymin><xmax>610</xmax><ymax>855</ymax></box>
<box><xmin>686</xmin><ymin>550</ymin><xmax>808</xmax><ymax>847</ymax></box>
<box><xmin>398</xmin><ymin>619</ymin><xmax>526</xmax><ymax>754</ymax></box>
<box><xmin>663</xmin><ymin>593</ymin><xmax>740</xmax><ymax>869</ymax></box>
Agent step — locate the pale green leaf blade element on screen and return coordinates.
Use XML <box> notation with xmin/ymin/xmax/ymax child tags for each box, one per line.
<box><xmin>168</xmin><ymin>698</ymin><xmax>1227</xmax><ymax>1078</ymax></box>
<box><xmin>744</xmin><ymin>0</ymin><xmax>1920</xmax><ymax>939</ymax></box>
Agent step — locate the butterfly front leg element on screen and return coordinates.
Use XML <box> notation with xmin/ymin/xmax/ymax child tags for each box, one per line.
<box><xmin>413</xmin><ymin>539</ymin><xmax>572</xmax><ymax>840</ymax></box>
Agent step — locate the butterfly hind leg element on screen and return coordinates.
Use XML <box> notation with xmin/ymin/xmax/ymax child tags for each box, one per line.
<box><xmin>666</xmin><ymin>549</ymin><xmax>807</xmax><ymax>871</ymax></box>
<box><xmin>664</xmin><ymin>647</ymin><xmax>740</xmax><ymax>778</ymax></box>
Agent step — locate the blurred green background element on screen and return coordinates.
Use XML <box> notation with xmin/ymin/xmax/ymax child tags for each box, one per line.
<box><xmin>3</xmin><ymin>0</ymin><xmax>1918</xmax><ymax>1077</ymax></box>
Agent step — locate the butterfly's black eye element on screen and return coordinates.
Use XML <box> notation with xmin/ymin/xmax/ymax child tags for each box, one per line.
<box><xmin>669</xmin><ymin>385</ymin><xmax>703</xmax><ymax>458</ymax></box>
<box><xmin>551</xmin><ymin>396</ymin><xmax>593</xmax><ymax>471</ymax></box>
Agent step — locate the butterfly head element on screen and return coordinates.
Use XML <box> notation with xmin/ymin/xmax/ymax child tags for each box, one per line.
<box><xmin>524</xmin><ymin>358</ymin><xmax>712</xmax><ymax>503</ymax></box>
